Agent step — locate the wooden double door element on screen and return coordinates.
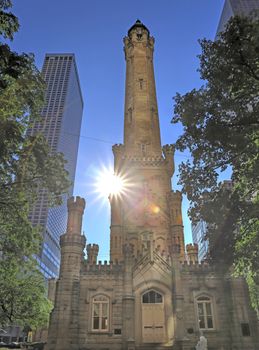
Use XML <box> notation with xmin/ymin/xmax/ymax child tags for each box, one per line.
<box><xmin>141</xmin><ymin>290</ymin><xmax>166</xmax><ymax>343</ymax></box>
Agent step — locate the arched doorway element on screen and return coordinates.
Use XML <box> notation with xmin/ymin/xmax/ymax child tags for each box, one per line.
<box><xmin>141</xmin><ymin>290</ymin><xmax>166</xmax><ymax>343</ymax></box>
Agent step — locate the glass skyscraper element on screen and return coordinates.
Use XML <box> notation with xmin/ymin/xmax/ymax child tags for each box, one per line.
<box><xmin>191</xmin><ymin>221</ymin><xmax>209</xmax><ymax>262</ymax></box>
<box><xmin>217</xmin><ymin>0</ymin><xmax>259</xmax><ymax>34</ymax></box>
<box><xmin>29</xmin><ymin>54</ymin><xmax>83</xmax><ymax>278</ymax></box>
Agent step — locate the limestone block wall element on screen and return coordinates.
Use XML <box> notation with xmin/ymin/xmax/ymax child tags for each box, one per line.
<box><xmin>177</xmin><ymin>262</ymin><xmax>259</xmax><ymax>350</ymax></box>
<box><xmin>77</xmin><ymin>262</ymin><xmax>125</xmax><ymax>350</ymax></box>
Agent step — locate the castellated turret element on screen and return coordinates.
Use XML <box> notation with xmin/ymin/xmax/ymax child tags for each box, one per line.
<box><xmin>59</xmin><ymin>196</ymin><xmax>86</xmax><ymax>279</ymax></box>
<box><xmin>162</xmin><ymin>144</ymin><xmax>175</xmax><ymax>177</ymax></box>
<box><xmin>87</xmin><ymin>243</ymin><xmax>99</xmax><ymax>264</ymax></box>
<box><xmin>112</xmin><ymin>143</ymin><xmax>125</xmax><ymax>173</ymax></box>
<box><xmin>186</xmin><ymin>243</ymin><xmax>199</xmax><ymax>264</ymax></box>
<box><xmin>47</xmin><ymin>197</ymin><xmax>86</xmax><ymax>350</ymax></box>
<box><xmin>168</xmin><ymin>190</ymin><xmax>185</xmax><ymax>259</ymax></box>
<box><xmin>66</xmin><ymin>195</ymin><xmax>85</xmax><ymax>234</ymax></box>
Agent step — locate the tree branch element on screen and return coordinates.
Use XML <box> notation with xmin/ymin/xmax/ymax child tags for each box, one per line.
<box><xmin>238</xmin><ymin>49</ymin><xmax>259</xmax><ymax>81</ymax></box>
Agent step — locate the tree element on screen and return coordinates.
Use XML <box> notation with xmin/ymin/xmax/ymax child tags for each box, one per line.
<box><xmin>0</xmin><ymin>260</ymin><xmax>52</xmax><ymax>328</ymax></box>
<box><xmin>0</xmin><ymin>1</ymin><xmax>70</xmax><ymax>327</ymax></box>
<box><xmin>172</xmin><ymin>14</ymin><xmax>259</xmax><ymax>313</ymax></box>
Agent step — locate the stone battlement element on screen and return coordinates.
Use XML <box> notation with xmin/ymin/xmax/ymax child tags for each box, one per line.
<box><xmin>112</xmin><ymin>143</ymin><xmax>125</xmax><ymax>154</ymax></box>
<box><xmin>67</xmin><ymin>196</ymin><xmax>85</xmax><ymax>210</ymax></box>
<box><xmin>162</xmin><ymin>144</ymin><xmax>175</xmax><ymax>155</ymax></box>
<box><xmin>82</xmin><ymin>260</ymin><xmax>124</xmax><ymax>274</ymax></box>
<box><xmin>121</xmin><ymin>155</ymin><xmax>165</xmax><ymax>167</ymax></box>
<box><xmin>180</xmin><ymin>260</ymin><xmax>214</xmax><ymax>271</ymax></box>
<box><xmin>86</xmin><ymin>243</ymin><xmax>99</xmax><ymax>250</ymax></box>
<box><xmin>169</xmin><ymin>190</ymin><xmax>182</xmax><ymax>200</ymax></box>
<box><xmin>186</xmin><ymin>243</ymin><xmax>198</xmax><ymax>252</ymax></box>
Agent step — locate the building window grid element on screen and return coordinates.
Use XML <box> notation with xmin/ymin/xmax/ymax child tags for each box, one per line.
<box><xmin>142</xmin><ymin>290</ymin><xmax>163</xmax><ymax>304</ymax></box>
<box><xmin>196</xmin><ymin>296</ymin><xmax>214</xmax><ymax>330</ymax></box>
<box><xmin>92</xmin><ymin>295</ymin><xmax>109</xmax><ymax>331</ymax></box>
<box><xmin>29</xmin><ymin>55</ymin><xmax>80</xmax><ymax>278</ymax></box>
<box><xmin>43</xmin><ymin>61</ymin><xmax>66</xmax><ymax>117</ymax></box>
<box><xmin>39</xmin><ymin>260</ymin><xmax>57</xmax><ymax>279</ymax></box>
<box><xmin>43</xmin><ymin>242</ymin><xmax>60</xmax><ymax>267</ymax></box>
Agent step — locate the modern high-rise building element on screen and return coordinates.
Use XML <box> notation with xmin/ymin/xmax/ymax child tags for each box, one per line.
<box><xmin>217</xmin><ymin>0</ymin><xmax>259</xmax><ymax>34</ymax></box>
<box><xmin>191</xmin><ymin>220</ymin><xmax>208</xmax><ymax>261</ymax></box>
<box><xmin>29</xmin><ymin>53</ymin><xmax>83</xmax><ymax>278</ymax></box>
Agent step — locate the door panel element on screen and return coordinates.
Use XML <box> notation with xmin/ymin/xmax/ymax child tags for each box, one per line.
<box><xmin>142</xmin><ymin>304</ymin><xmax>165</xmax><ymax>343</ymax></box>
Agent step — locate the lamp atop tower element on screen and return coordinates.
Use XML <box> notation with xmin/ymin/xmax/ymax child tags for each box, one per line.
<box><xmin>127</xmin><ymin>19</ymin><xmax>150</xmax><ymax>38</ymax></box>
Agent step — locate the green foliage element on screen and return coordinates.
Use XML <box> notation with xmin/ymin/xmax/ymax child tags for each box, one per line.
<box><xmin>0</xmin><ymin>1</ymin><xmax>70</xmax><ymax>327</ymax></box>
<box><xmin>0</xmin><ymin>0</ymin><xmax>18</xmax><ymax>40</ymax></box>
<box><xmin>172</xmin><ymin>15</ymin><xmax>259</xmax><ymax>313</ymax></box>
<box><xmin>0</xmin><ymin>259</ymin><xmax>52</xmax><ymax>329</ymax></box>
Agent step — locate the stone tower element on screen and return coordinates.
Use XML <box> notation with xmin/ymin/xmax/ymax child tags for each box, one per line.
<box><xmin>110</xmin><ymin>20</ymin><xmax>185</xmax><ymax>262</ymax></box>
<box><xmin>46</xmin><ymin>197</ymin><xmax>86</xmax><ymax>350</ymax></box>
<box><xmin>46</xmin><ymin>21</ymin><xmax>259</xmax><ymax>350</ymax></box>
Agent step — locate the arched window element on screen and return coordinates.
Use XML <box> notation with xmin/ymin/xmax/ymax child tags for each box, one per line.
<box><xmin>142</xmin><ymin>290</ymin><xmax>163</xmax><ymax>304</ymax></box>
<box><xmin>196</xmin><ymin>296</ymin><xmax>214</xmax><ymax>330</ymax></box>
<box><xmin>92</xmin><ymin>295</ymin><xmax>109</xmax><ymax>331</ymax></box>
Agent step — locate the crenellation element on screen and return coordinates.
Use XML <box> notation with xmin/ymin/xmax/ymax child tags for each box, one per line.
<box><xmin>82</xmin><ymin>260</ymin><xmax>124</xmax><ymax>275</ymax></box>
<box><xmin>120</xmin><ymin>155</ymin><xmax>165</xmax><ymax>167</ymax></box>
<box><xmin>180</xmin><ymin>261</ymin><xmax>215</xmax><ymax>273</ymax></box>
<box><xmin>66</xmin><ymin>196</ymin><xmax>85</xmax><ymax>235</ymax></box>
<box><xmin>67</xmin><ymin>195</ymin><xmax>85</xmax><ymax>209</ymax></box>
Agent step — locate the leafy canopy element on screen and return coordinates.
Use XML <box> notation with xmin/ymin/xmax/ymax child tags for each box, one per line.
<box><xmin>0</xmin><ymin>1</ymin><xmax>70</xmax><ymax>327</ymax></box>
<box><xmin>172</xmin><ymin>15</ymin><xmax>259</xmax><ymax>313</ymax></box>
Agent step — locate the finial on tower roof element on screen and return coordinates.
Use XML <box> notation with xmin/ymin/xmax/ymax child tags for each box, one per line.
<box><xmin>128</xmin><ymin>19</ymin><xmax>150</xmax><ymax>37</ymax></box>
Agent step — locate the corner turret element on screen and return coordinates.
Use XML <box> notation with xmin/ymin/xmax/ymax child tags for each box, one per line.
<box><xmin>87</xmin><ymin>243</ymin><xmax>99</xmax><ymax>264</ymax></box>
<box><xmin>186</xmin><ymin>243</ymin><xmax>199</xmax><ymax>264</ymax></box>
<box><xmin>112</xmin><ymin>143</ymin><xmax>125</xmax><ymax>173</ymax></box>
<box><xmin>168</xmin><ymin>191</ymin><xmax>185</xmax><ymax>260</ymax></box>
<box><xmin>59</xmin><ymin>196</ymin><xmax>86</xmax><ymax>279</ymax></box>
<box><xmin>162</xmin><ymin>144</ymin><xmax>175</xmax><ymax>177</ymax></box>
<box><xmin>66</xmin><ymin>196</ymin><xmax>85</xmax><ymax>234</ymax></box>
<box><xmin>47</xmin><ymin>197</ymin><xmax>86</xmax><ymax>350</ymax></box>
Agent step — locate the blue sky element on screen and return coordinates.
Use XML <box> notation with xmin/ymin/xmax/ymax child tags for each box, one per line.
<box><xmin>11</xmin><ymin>0</ymin><xmax>225</xmax><ymax>260</ymax></box>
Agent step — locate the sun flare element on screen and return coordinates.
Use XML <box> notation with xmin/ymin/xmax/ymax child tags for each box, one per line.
<box><xmin>95</xmin><ymin>167</ymin><xmax>127</xmax><ymax>198</ymax></box>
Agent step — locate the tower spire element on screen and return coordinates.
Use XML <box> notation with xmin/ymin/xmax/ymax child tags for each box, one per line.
<box><xmin>110</xmin><ymin>22</ymin><xmax>184</xmax><ymax>262</ymax></box>
<box><xmin>123</xmin><ymin>20</ymin><xmax>161</xmax><ymax>157</ymax></box>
